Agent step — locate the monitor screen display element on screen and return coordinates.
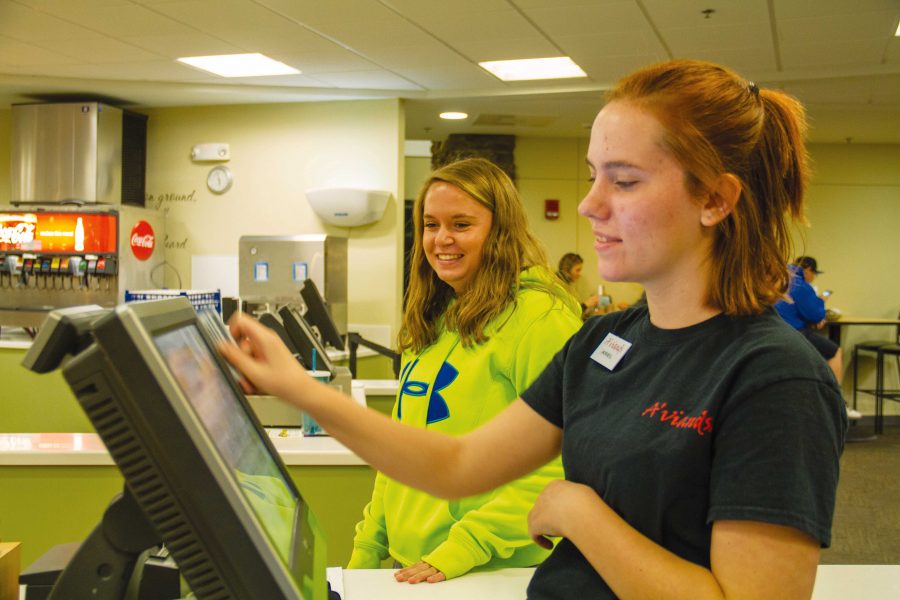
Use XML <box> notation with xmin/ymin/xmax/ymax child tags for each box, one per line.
<box><xmin>154</xmin><ymin>324</ymin><xmax>297</xmax><ymax>562</ymax></box>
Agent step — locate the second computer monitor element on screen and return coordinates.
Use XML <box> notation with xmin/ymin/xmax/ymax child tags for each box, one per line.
<box><xmin>278</xmin><ymin>305</ymin><xmax>335</xmax><ymax>376</ymax></box>
<box><xmin>300</xmin><ymin>279</ymin><xmax>344</xmax><ymax>350</ymax></box>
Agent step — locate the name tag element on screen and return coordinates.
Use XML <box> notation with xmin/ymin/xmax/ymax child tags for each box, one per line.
<box><xmin>591</xmin><ymin>333</ymin><xmax>632</xmax><ymax>371</ymax></box>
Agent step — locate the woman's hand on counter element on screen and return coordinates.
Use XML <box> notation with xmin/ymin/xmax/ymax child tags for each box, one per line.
<box><xmin>394</xmin><ymin>561</ymin><xmax>447</xmax><ymax>584</ymax></box>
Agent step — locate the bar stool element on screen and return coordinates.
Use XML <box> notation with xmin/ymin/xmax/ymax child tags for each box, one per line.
<box><xmin>872</xmin><ymin>343</ymin><xmax>900</xmax><ymax>435</ymax></box>
<box><xmin>852</xmin><ymin>311</ymin><xmax>900</xmax><ymax>412</ymax></box>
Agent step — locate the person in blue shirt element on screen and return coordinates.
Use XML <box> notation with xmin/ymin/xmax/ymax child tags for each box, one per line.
<box><xmin>775</xmin><ymin>256</ymin><xmax>860</xmax><ymax>419</ymax></box>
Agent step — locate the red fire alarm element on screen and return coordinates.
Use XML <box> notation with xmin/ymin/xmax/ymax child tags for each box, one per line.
<box><xmin>544</xmin><ymin>199</ymin><xmax>560</xmax><ymax>220</ymax></box>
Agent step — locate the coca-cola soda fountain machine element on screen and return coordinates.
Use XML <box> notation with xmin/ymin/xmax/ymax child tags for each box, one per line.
<box><xmin>0</xmin><ymin>205</ymin><xmax>165</xmax><ymax>328</ymax></box>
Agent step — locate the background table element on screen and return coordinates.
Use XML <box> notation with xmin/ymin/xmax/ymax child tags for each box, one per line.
<box><xmin>825</xmin><ymin>317</ymin><xmax>900</xmax><ymax>345</ymax></box>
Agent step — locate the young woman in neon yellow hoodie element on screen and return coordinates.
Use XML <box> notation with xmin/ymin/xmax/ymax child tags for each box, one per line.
<box><xmin>345</xmin><ymin>157</ymin><xmax>582</xmax><ymax>583</ymax></box>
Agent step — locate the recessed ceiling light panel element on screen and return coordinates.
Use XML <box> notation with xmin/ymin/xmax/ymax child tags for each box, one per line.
<box><xmin>440</xmin><ymin>112</ymin><xmax>468</xmax><ymax>120</ymax></box>
<box><xmin>478</xmin><ymin>57</ymin><xmax>587</xmax><ymax>82</ymax></box>
<box><xmin>177</xmin><ymin>53</ymin><xmax>300</xmax><ymax>77</ymax></box>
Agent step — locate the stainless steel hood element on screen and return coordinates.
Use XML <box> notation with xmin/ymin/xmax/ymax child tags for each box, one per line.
<box><xmin>11</xmin><ymin>102</ymin><xmax>147</xmax><ymax>205</ymax></box>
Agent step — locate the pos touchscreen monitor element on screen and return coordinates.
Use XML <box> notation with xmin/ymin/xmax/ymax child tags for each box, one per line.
<box><xmin>278</xmin><ymin>305</ymin><xmax>335</xmax><ymax>377</ymax></box>
<box><xmin>299</xmin><ymin>279</ymin><xmax>345</xmax><ymax>350</ymax></box>
<box><xmin>58</xmin><ymin>297</ymin><xmax>327</xmax><ymax>599</ymax></box>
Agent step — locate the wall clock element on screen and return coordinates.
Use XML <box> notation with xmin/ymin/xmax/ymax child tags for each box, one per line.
<box><xmin>207</xmin><ymin>165</ymin><xmax>233</xmax><ymax>194</ymax></box>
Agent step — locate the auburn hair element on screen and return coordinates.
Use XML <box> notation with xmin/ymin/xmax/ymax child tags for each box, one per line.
<box><xmin>607</xmin><ymin>59</ymin><xmax>809</xmax><ymax>315</ymax></box>
<box><xmin>398</xmin><ymin>158</ymin><xmax>563</xmax><ymax>353</ymax></box>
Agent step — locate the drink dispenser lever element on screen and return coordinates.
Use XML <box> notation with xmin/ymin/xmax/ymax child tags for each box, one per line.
<box><xmin>20</xmin><ymin>258</ymin><xmax>32</xmax><ymax>287</ymax></box>
<box><xmin>3</xmin><ymin>256</ymin><xmax>20</xmax><ymax>288</ymax></box>
<box><xmin>68</xmin><ymin>256</ymin><xmax>84</xmax><ymax>289</ymax></box>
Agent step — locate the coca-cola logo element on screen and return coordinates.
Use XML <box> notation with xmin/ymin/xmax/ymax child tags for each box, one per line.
<box><xmin>130</xmin><ymin>220</ymin><xmax>155</xmax><ymax>261</ymax></box>
<box><xmin>0</xmin><ymin>222</ymin><xmax>36</xmax><ymax>246</ymax></box>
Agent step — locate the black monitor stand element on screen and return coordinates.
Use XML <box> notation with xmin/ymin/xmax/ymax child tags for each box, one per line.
<box><xmin>37</xmin><ymin>487</ymin><xmax>176</xmax><ymax>600</ymax></box>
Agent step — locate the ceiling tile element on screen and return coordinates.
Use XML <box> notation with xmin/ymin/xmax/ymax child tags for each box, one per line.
<box><xmin>641</xmin><ymin>0</ymin><xmax>770</xmax><ymax>28</ymax></box>
<box><xmin>510</xmin><ymin>0</ymin><xmax>624</xmax><ymax>8</ymax></box>
<box><xmin>275</xmin><ymin>50</ymin><xmax>379</xmax><ymax>74</ymax></box>
<box><xmin>255</xmin><ymin>0</ymin><xmax>402</xmax><ymax>27</ymax></box>
<box><xmin>9</xmin><ymin>0</ymin><xmax>132</xmax><ymax>9</ymax></box>
<box><xmin>663</xmin><ymin>22</ymin><xmax>772</xmax><ymax>56</ymax></box>
<box><xmin>148</xmin><ymin>0</ymin><xmax>305</xmax><ymax>36</ymax></box>
<box><xmin>31</xmin><ymin>60</ymin><xmax>213</xmax><ymax>81</ymax></box>
<box><xmin>518</xmin><ymin>1</ymin><xmax>648</xmax><ymax>36</ymax></box>
<box><xmin>29</xmin><ymin>36</ymin><xmax>162</xmax><ymax>63</ymax></box>
<box><xmin>774</xmin><ymin>0</ymin><xmax>896</xmax><ymax>20</ymax></box>
<box><xmin>410</xmin><ymin>7</ymin><xmax>544</xmax><ymax>45</ymax></box>
<box><xmin>558</xmin><ymin>30</ymin><xmax>670</xmax><ymax>59</ymax></box>
<box><xmin>452</xmin><ymin>38</ymin><xmax>560</xmax><ymax>62</ymax></box>
<box><xmin>360</xmin><ymin>44</ymin><xmax>473</xmax><ymax>71</ymax></box>
<box><xmin>311</xmin><ymin>16</ymin><xmax>440</xmax><ymax>52</ymax></box>
<box><xmin>394</xmin><ymin>65</ymin><xmax>505</xmax><ymax>90</ymax></box>
<box><xmin>121</xmin><ymin>33</ymin><xmax>242</xmax><ymax>58</ymax></box>
<box><xmin>212</xmin><ymin>26</ymin><xmax>340</xmax><ymax>55</ymax></box>
<box><xmin>0</xmin><ymin>1</ymin><xmax>105</xmax><ymax>41</ymax></box>
<box><xmin>18</xmin><ymin>2</ymin><xmax>197</xmax><ymax>37</ymax></box>
<box><xmin>307</xmin><ymin>69</ymin><xmax>424</xmax><ymax>90</ymax></box>
<box><xmin>885</xmin><ymin>39</ymin><xmax>900</xmax><ymax>64</ymax></box>
<box><xmin>779</xmin><ymin>11</ymin><xmax>900</xmax><ymax>44</ymax></box>
<box><xmin>781</xmin><ymin>39</ymin><xmax>889</xmax><ymax>68</ymax></box>
<box><xmin>0</xmin><ymin>35</ymin><xmax>80</xmax><ymax>67</ymax></box>
<box><xmin>189</xmin><ymin>72</ymin><xmax>337</xmax><ymax>88</ymax></box>
<box><xmin>384</xmin><ymin>0</ymin><xmax>514</xmax><ymax>20</ymax></box>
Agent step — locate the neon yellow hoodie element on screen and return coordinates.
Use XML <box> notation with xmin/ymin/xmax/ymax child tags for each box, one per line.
<box><xmin>347</xmin><ymin>267</ymin><xmax>582</xmax><ymax>579</ymax></box>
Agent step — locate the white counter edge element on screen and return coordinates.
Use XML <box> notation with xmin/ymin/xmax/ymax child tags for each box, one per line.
<box><xmin>0</xmin><ymin>431</ymin><xmax>368</xmax><ymax>466</ymax></box>
<box><xmin>0</xmin><ymin>380</ymin><xmax>396</xmax><ymax>466</ymax></box>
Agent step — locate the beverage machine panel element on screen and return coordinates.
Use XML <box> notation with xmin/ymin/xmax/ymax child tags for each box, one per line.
<box><xmin>238</xmin><ymin>235</ymin><xmax>347</xmax><ymax>338</ymax></box>
<box><xmin>0</xmin><ymin>205</ymin><xmax>165</xmax><ymax>328</ymax></box>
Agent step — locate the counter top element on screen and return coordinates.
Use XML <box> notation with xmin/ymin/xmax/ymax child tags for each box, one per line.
<box><xmin>353</xmin><ymin>379</ymin><xmax>398</xmax><ymax>396</ymax></box>
<box><xmin>0</xmin><ymin>327</ymin><xmax>33</xmax><ymax>349</ymax></box>
<box><xmin>336</xmin><ymin>564</ymin><xmax>900</xmax><ymax>599</ymax></box>
<box><xmin>0</xmin><ymin>380</ymin><xmax>396</xmax><ymax>467</ymax></box>
<box><xmin>17</xmin><ymin>563</ymin><xmax>898</xmax><ymax>599</ymax></box>
<box><xmin>0</xmin><ymin>429</ymin><xmax>367</xmax><ymax>467</ymax></box>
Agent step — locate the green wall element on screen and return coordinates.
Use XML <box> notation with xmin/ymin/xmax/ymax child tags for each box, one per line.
<box><xmin>0</xmin><ymin>463</ymin><xmax>376</xmax><ymax>574</ymax></box>
<box><xmin>0</xmin><ymin>349</ymin><xmax>92</xmax><ymax>433</ymax></box>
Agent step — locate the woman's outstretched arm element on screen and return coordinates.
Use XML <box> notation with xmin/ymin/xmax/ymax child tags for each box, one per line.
<box><xmin>220</xmin><ymin>314</ymin><xmax>562</xmax><ymax>498</ymax></box>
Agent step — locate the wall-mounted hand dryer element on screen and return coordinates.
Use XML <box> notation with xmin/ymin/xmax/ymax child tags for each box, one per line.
<box><xmin>305</xmin><ymin>187</ymin><xmax>391</xmax><ymax>227</ymax></box>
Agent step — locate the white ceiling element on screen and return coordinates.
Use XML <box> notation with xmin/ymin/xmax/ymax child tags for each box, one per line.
<box><xmin>1</xmin><ymin>0</ymin><xmax>898</xmax><ymax>143</ymax></box>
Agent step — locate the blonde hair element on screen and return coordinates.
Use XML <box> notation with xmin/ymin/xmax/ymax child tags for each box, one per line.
<box><xmin>608</xmin><ymin>59</ymin><xmax>809</xmax><ymax>314</ymax></box>
<box><xmin>399</xmin><ymin>158</ymin><xmax>561</xmax><ymax>352</ymax></box>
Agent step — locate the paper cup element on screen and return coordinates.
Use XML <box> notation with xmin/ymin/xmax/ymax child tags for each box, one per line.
<box><xmin>303</xmin><ymin>370</ymin><xmax>331</xmax><ymax>436</ymax></box>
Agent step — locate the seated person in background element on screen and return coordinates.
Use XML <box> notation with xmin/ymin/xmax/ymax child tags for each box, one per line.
<box><xmin>346</xmin><ymin>158</ymin><xmax>583</xmax><ymax>583</ymax></box>
<box><xmin>775</xmin><ymin>256</ymin><xmax>861</xmax><ymax>419</ymax></box>
<box><xmin>556</xmin><ymin>253</ymin><xmax>599</xmax><ymax>319</ymax></box>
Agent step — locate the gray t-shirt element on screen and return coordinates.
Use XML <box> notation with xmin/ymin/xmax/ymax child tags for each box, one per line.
<box><xmin>522</xmin><ymin>306</ymin><xmax>846</xmax><ymax>599</ymax></box>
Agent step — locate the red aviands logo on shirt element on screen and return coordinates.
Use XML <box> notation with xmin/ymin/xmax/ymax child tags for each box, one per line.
<box><xmin>641</xmin><ymin>402</ymin><xmax>713</xmax><ymax>437</ymax></box>
<box><xmin>130</xmin><ymin>220</ymin><xmax>155</xmax><ymax>261</ymax></box>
